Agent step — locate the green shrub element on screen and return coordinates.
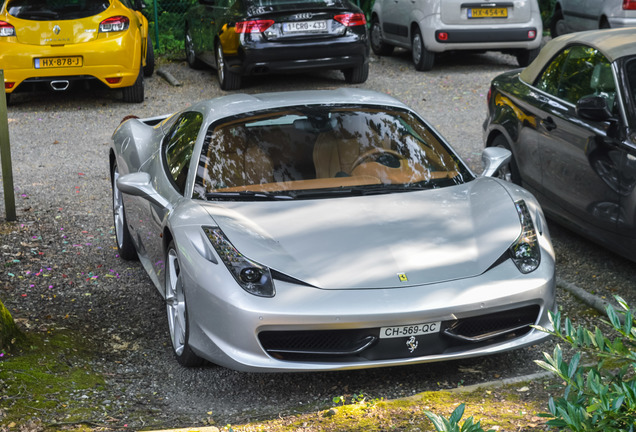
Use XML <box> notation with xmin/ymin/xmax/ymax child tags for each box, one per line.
<box><xmin>424</xmin><ymin>296</ymin><xmax>636</xmax><ymax>431</ymax></box>
<box><xmin>534</xmin><ymin>296</ymin><xmax>636</xmax><ymax>430</ymax></box>
<box><xmin>424</xmin><ymin>403</ymin><xmax>495</xmax><ymax>432</ymax></box>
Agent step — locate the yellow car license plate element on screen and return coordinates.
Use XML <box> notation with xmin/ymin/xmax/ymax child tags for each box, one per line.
<box><xmin>35</xmin><ymin>56</ymin><xmax>83</xmax><ymax>69</ymax></box>
<box><xmin>468</xmin><ymin>7</ymin><xmax>508</xmax><ymax>18</ymax></box>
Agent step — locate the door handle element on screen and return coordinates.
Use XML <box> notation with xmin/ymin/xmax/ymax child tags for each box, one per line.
<box><xmin>542</xmin><ymin>116</ymin><xmax>556</xmax><ymax>131</ymax></box>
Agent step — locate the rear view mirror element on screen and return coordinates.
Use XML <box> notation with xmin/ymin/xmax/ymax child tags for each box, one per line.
<box><xmin>576</xmin><ymin>95</ymin><xmax>612</xmax><ymax>122</ymax></box>
<box><xmin>481</xmin><ymin>146</ymin><xmax>511</xmax><ymax>177</ymax></box>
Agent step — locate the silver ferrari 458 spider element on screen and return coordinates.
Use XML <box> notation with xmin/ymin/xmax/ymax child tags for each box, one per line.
<box><xmin>109</xmin><ymin>89</ymin><xmax>556</xmax><ymax>372</ymax></box>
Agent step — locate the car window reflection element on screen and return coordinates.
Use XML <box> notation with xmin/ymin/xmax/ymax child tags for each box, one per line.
<box><xmin>194</xmin><ymin>107</ymin><xmax>472</xmax><ymax>199</ymax></box>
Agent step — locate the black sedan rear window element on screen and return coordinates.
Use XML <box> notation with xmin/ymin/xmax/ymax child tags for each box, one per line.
<box><xmin>8</xmin><ymin>0</ymin><xmax>110</xmax><ymax>20</ymax></box>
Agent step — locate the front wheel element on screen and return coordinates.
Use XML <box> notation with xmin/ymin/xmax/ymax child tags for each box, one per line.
<box><xmin>491</xmin><ymin>135</ymin><xmax>521</xmax><ymax>185</ymax></box>
<box><xmin>165</xmin><ymin>241</ymin><xmax>204</xmax><ymax>367</ymax></box>
<box><xmin>111</xmin><ymin>162</ymin><xmax>138</xmax><ymax>260</ymax></box>
<box><xmin>343</xmin><ymin>62</ymin><xmax>369</xmax><ymax>84</ymax></box>
<box><xmin>216</xmin><ymin>43</ymin><xmax>241</xmax><ymax>91</ymax></box>
<box><xmin>370</xmin><ymin>17</ymin><xmax>394</xmax><ymax>56</ymax></box>
<box><xmin>412</xmin><ymin>28</ymin><xmax>434</xmax><ymax>71</ymax></box>
<box><xmin>185</xmin><ymin>27</ymin><xmax>205</xmax><ymax>69</ymax></box>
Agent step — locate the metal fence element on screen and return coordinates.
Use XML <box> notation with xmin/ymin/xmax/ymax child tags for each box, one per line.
<box><xmin>144</xmin><ymin>0</ymin><xmax>374</xmax><ymax>54</ymax></box>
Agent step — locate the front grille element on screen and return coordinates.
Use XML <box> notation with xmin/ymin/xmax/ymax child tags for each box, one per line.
<box><xmin>258</xmin><ymin>305</ymin><xmax>541</xmax><ymax>362</ymax></box>
<box><xmin>443</xmin><ymin>305</ymin><xmax>539</xmax><ymax>342</ymax></box>
<box><xmin>259</xmin><ymin>329</ymin><xmax>377</xmax><ymax>360</ymax></box>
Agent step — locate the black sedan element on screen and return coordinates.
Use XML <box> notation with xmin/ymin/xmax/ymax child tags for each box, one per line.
<box><xmin>184</xmin><ymin>0</ymin><xmax>369</xmax><ymax>90</ymax></box>
<box><xmin>483</xmin><ymin>28</ymin><xmax>636</xmax><ymax>262</ymax></box>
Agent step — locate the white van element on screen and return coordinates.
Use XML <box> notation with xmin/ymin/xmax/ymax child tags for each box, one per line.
<box><xmin>550</xmin><ymin>0</ymin><xmax>636</xmax><ymax>36</ymax></box>
<box><xmin>370</xmin><ymin>0</ymin><xmax>543</xmax><ymax>71</ymax></box>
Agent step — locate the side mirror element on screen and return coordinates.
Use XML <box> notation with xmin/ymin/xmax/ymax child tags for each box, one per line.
<box><xmin>481</xmin><ymin>146</ymin><xmax>511</xmax><ymax>177</ymax></box>
<box><xmin>117</xmin><ymin>172</ymin><xmax>171</xmax><ymax>210</ymax></box>
<box><xmin>576</xmin><ymin>95</ymin><xmax>612</xmax><ymax>122</ymax></box>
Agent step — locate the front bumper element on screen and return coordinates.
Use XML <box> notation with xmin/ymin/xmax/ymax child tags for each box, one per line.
<box><xmin>1</xmin><ymin>32</ymin><xmax>141</xmax><ymax>93</ymax></box>
<box><xmin>176</xmin><ymin>224</ymin><xmax>556</xmax><ymax>372</ymax></box>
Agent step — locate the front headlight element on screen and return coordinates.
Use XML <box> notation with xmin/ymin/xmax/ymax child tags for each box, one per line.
<box><xmin>510</xmin><ymin>200</ymin><xmax>541</xmax><ymax>274</ymax></box>
<box><xmin>204</xmin><ymin>227</ymin><xmax>275</xmax><ymax>297</ymax></box>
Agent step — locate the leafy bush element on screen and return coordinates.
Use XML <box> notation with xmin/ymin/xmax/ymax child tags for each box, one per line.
<box><xmin>534</xmin><ymin>296</ymin><xmax>636</xmax><ymax>431</ymax></box>
<box><xmin>424</xmin><ymin>296</ymin><xmax>636</xmax><ymax>431</ymax></box>
<box><xmin>424</xmin><ymin>403</ymin><xmax>494</xmax><ymax>432</ymax></box>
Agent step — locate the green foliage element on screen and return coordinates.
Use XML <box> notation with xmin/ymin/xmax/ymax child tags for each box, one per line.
<box><xmin>538</xmin><ymin>0</ymin><xmax>557</xmax><ymax>29</ymax></box>
<box><xmin>424</xmin><ymin>403</ymin><xmax>496</xmax><ymax>432</ymax></box>
<box><xmin>143</xmin><ymin>0</ymin><xmax>198</xmax><ymax>56</ymax></box>
<box><xmin>534</xmin><ymin>296</ymin><xmax>636</xmax><ymax>431</ymax></box>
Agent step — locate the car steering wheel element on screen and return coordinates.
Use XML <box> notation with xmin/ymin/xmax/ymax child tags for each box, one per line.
<box><xmin>351</xmin><ymin>148</ymin><xmax>406</xmax><ymax>171</ymax></box>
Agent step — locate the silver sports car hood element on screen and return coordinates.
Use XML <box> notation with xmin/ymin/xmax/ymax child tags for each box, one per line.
<box><xmin>203</xmin><ymin>179</ymin><xmax>521</xmax><ymax>289</ymax></box>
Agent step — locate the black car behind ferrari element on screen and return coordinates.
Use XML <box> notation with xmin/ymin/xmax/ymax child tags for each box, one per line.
<box><xmin>483</xmin><ymin>28</ymin><xmax>636</xmax><ymax>262</ymax></box>
<box><xmin>184</xmin><ymin>0</ymin><xmax>370</xmax><ymax>90</ymax></box>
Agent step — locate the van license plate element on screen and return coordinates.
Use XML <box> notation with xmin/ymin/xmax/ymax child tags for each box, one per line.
<box><xmin>468</xmin><ymin>7</ymin><xmax>508</xmax><ymax>18</ymax></box>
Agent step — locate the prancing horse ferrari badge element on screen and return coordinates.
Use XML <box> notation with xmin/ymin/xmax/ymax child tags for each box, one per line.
<box><xmin>406</xmin><ymin>336</ymin><xmax>418</xmax><ymax>353</ymax></box>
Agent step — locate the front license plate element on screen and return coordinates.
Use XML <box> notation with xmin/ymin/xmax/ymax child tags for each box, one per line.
<box><xmin>380</xmin><ymin>321</ymin><xmax>441</xmax><ymax>339</ymax></box>
<box><xmin>468</xmin><ymin>7</ymin><xmax>508</xmax><ymax>18</ymax></box>
<box><xmin>34</xmin><ymin>56</ymin><xmax>83</xmax><ymax>69</ymax></box>
<box><xmin>283</xmin><ymin>20</ymin><xmax>328</xmax><ymax>33</ymax></box>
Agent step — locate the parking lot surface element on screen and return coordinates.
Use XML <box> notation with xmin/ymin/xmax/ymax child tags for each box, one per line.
<box><xmin>1</xmin><ymin>51</ymin><xmax>635</xmax><ymax>429</ymax></box>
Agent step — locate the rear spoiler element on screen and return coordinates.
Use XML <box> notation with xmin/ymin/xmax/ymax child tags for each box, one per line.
<box><xmin>119</xmin><ymin>114</ymin><xmax>171</xmax><ymax>126</ymax></box>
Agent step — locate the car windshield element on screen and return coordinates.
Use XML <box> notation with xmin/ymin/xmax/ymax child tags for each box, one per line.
<box><xmin>8</xmin><ymin>0</ymin><xmax>110</xmax><ymax>20</ymax></box>
<box><xmin>194</xmin><ymin>106</ymin><xmax>473</xmax><ymax>200</ymax></box>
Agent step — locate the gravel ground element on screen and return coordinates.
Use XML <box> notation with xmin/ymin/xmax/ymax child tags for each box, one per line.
<box><xmin>1</xmin><ymin>50</ymin><xmax>634</xmax><ymax>430</ymax></box>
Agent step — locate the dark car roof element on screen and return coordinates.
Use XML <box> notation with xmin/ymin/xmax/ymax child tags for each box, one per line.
<box><xmin>520</xmin><ymin>27</ymin><xmax>636</xmax><ymax>84</ymax></box>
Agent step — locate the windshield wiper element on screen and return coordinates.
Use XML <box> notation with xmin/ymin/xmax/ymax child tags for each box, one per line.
<box><xmin>205</xmin><ymin>191</ymin><xmax>293</xmax><ymax>201</ymax></box>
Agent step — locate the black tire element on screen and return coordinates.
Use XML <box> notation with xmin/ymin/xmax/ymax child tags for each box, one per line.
<box><xmin>5</xmin><ymin>93</ymin><xmax>10</xmax><ymax>106</ymax></box>
<box><xmin>216</xmin><ymin>43</ymin><xmax>241</xmax><ymax>91</ymax></box>
<box><xmin>491</xmin><ymin>135</ymin><xmax>522</xmax><ymax>185</ymax></box>
<box><xmin>411</xmin><ymin>27</ymin><xmax>434</xmax><ymax>71</ymax></box>
<box><xmin>550</xmin><ymin>8</ymin><xmax>565</xmax><ymax>37</ymax></box>
<box><xmin>343</xmin><ymin>62</ymin><xmax>369</xmax><ymax>84</ymax></box>
<box><xmin>516</xmin><ymin>47</ymin><xmax>540</xmax><ymax>67</ymax></box>
<box><xmin>111</xmin><ymin>161</ymin><xmax>138</xmax><ymax>261</ymax></box>
<box><xmin>370</xmin><ymin>17</ymin><xmax>394</xmax><ymax>56</ymax></box>
<box><xmin>185</xmin><ymin>27</ymin><xmax>205</xmax><ymax>70</ymax></box>
<box><xmin>122</xmin><ymin>65</ymin><xmax>144</xmax><ymax>103</ymax></box>
<box><xmin>165</xmin><ymin>241</ymin><xmax>204</xmax><ymax>367</ymax></box>
<box><xmin>143</xmin><ymin>37</ymin><xmax>155</xmax><ymax>77</ymax></box>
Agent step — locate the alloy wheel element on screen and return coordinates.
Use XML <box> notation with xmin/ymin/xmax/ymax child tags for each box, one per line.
<box><xmin>166</xmin><ymin>248</ymin><xmax>186</xmax><ymax>356</ymax></box>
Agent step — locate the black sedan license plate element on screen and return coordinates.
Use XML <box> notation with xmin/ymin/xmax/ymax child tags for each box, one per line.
<box><xmin>468</xmin><ymin>7</ymin><xmax>508</xmax><ymax>18</ymax></box>
<box><xmin>380</xmin><ymin>321</ymin><xmax>441</xmax><ymax>339</ymax></box>
<box><xmin>35</xmin><ymin>56</ymin><xmax>82</xmax><ymax>69</ymax></box>
<box><xmin>283</xmin><ymin>20</ymin><xmax>328</xmax><ymax>33</ymax></box>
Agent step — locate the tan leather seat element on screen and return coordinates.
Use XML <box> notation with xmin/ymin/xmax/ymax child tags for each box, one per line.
<box><xmin>313</xmin><ymin>114</ymin><xmax>364</xmax><ymax>178</ymax></box>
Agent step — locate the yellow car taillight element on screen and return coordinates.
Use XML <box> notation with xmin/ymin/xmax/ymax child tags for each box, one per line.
<box><xmin>99</xmin><ymin>16</ymin><xmax>129</xmax><ymax>33</ymax></box>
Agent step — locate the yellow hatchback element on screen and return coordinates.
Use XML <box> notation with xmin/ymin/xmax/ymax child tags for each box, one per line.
<box><xmin>0</xmin><ymin>0</ymin><xmax>154</xmax><ymax>104</ymax></box>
